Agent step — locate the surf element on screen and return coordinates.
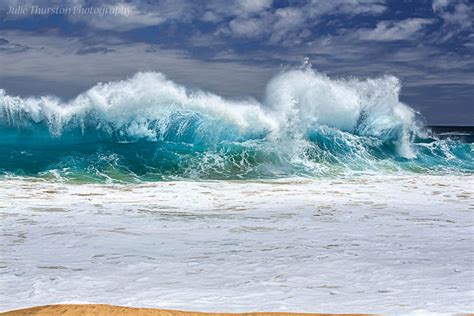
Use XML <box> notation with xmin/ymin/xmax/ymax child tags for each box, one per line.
<box><xmin>0</xmin><ymin>67</ymin><xmax>472</xmax><ymax>182</ymax></box>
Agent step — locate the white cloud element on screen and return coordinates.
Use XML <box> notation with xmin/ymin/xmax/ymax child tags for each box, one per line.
<box><xmin>68</xmin><ymin>3</ymin><xmax>165</xmax><ymax>31</ymax></box>
<box><xmin>307</xmin><ymin>0</ymin><xmax>386</xmax><ymax>17</ymax></box>
<box><xmin>236</xmin><ymin>0</ymin><xmax>272</xmax><ymax>15</ymax></box>
<box><xmin>432</xmin><ymin>0</ymin><xmax>450</xmax><ymax>11</ymax></box>
<box><xmin>223</xmin><ymin>0</ymin><xmax>387</xmax><ymax>43</ymax></box>
<box><xmin>201</xmin><ymin>11</ymin><xmax>222</xmax><ymax>23</ymax></box>
<box><xmin>206</xmin><ymin>0</ymin><xmax>272</xmax><ymax>18</ymax></box>
<box><xmin>229</xmin><ymin>18</ymin><xmax>266</xmax><ymax>38</ymax></box>
<box><xmin>267</xmin><ymin>7</ymin><xmax>305</xmax><ymax>44</ymax></box>
<box><xmin>357</xmin><ymin>18</ymin><xmax>434</xmax><ymax>41</ymax></box>
<box><xmin>273</xmin><ymin>7</ymin><xmax>305</xmax><ymax>31</ymax></box>
<box><xmin>432</xmin><ymin>0</ymin><xmax>473</xmax><ymax>29</ymax></box>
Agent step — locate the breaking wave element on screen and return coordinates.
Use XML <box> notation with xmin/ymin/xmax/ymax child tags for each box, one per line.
<box><xmin>0</xmin><ymin>67</ymin><xmax>472</xmax><ymax>182</ymax></box>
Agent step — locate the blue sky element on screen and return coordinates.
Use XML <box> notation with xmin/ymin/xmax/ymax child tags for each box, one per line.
<box><xmin>0</xmin><ymin>0</ymin><xmax>473</xmax><ymax>125</ymax></box>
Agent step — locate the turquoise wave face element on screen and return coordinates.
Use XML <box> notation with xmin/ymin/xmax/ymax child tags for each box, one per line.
<box><xmin>1</xmin><ymin>70</ymin><xmax>473</xmax><ymax>182</ymax></box>
<box><xmin>1</xmin><ymin>123</ymin><xmax>472</xmax><ymax>182</ymax></box>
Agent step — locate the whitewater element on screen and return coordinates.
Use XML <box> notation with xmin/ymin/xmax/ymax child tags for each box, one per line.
<box><xmin>1</xmin><ymin>68</ymin><xmax>472</xmax><ymax>181</ymax></box>
<box><xmin>0</xmin><ymin>68</ymin><xmax>473</xmax><ymax>314</ymax></box>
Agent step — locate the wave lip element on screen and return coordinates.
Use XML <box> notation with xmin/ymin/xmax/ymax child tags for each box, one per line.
<box><xmin>1</xmin><ymin>69</ymin><xmax>472</xmax><ymax>182</ymax></box>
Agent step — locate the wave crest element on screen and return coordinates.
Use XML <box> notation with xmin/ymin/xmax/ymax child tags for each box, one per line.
<box><xmin>0</xmin><ymin>68</ymin><xmax>472</xmax><ymax>181</ymax></box>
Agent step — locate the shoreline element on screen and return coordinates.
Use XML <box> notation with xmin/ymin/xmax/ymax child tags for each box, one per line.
<box><xmin>0</xmin><ymin>305</ymin><xmax>371</xmax><ymax>316</ymax></box>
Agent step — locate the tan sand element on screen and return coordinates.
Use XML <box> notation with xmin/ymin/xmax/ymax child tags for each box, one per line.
<box><xmin>0</xmin><ymin>305</ymin><xmax>372</xmax><ymax>316</ymax></box>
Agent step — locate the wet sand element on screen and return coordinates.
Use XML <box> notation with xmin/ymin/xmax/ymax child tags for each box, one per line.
<box><xmin>1</xmin><ymin>305</ymin><xmax>370</xmax><ymax>316</ymax></box>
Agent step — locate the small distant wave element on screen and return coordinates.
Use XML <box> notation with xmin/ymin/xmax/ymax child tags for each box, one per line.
<box><xmin>0</xmin><ymin>66</ymin><xmax>472</xmax><ymax>182</ymax></box>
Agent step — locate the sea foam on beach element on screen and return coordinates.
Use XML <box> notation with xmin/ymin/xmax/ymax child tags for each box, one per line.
<box><xmin>0</xmin><ymin>175</ymin><xmax>473</xmax><ymax>314</ymax></box>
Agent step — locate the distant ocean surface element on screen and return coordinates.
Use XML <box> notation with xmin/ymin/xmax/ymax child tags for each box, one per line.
<box><xmin>429</xmin><ymin>125</ymin><xmax>474</xmax><ymax>143</ymax></box>
<box><xmin>1</xmin><ymin>69</ymin><xmax>473</xmax><ymax>314</ymax></box>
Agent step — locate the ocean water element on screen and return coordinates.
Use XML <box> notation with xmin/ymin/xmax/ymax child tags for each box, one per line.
<box><xmin>1</xmin><ymin>69</ymin><xmax>472</xmax><ymax>181</ymax></box>
<box><xmin>0</xmin><ymin>68</ymin><xmax>473</xmax><ymax>314</ymax></box>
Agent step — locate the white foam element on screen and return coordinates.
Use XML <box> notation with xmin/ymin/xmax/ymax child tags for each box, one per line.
<box><xmin>0</xmin><ymin>175</ymin><xmax>472</xmax><ymax>314</ymax></box>
<box><xmin>1</xmin><ymin>69</ymin><xmax>418</xmax><ymax>157</ymax></box>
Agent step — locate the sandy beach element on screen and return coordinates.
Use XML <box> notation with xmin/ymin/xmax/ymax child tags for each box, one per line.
<box><xmin>1</xmin><ymin>305</ymin><xmax>370</xmax><ymax>316</ymax></box>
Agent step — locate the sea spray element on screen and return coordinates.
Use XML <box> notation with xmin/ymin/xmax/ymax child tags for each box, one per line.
<box><xmin>0</xmin><ymin>68</ymin><xmax>472</xmax><ymax>182</ymax></box>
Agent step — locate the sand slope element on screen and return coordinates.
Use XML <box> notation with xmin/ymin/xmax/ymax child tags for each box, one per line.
<box><xmin>1</xmin><ymin>305</ymin><xmax>371</xmax><ymax>316</ymax></box>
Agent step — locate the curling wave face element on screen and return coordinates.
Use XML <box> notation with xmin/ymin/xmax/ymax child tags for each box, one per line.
<box><xmin>0</xmin><ymin>69</ymin><xmax>472</xmax><ymax>182</ymax></box>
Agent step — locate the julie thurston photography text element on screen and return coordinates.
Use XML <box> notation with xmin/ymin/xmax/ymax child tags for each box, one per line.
<box><xmin>6</xmin><ymin>4</ymin><xmax>132</xmax><ymax>17</ymax></box>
